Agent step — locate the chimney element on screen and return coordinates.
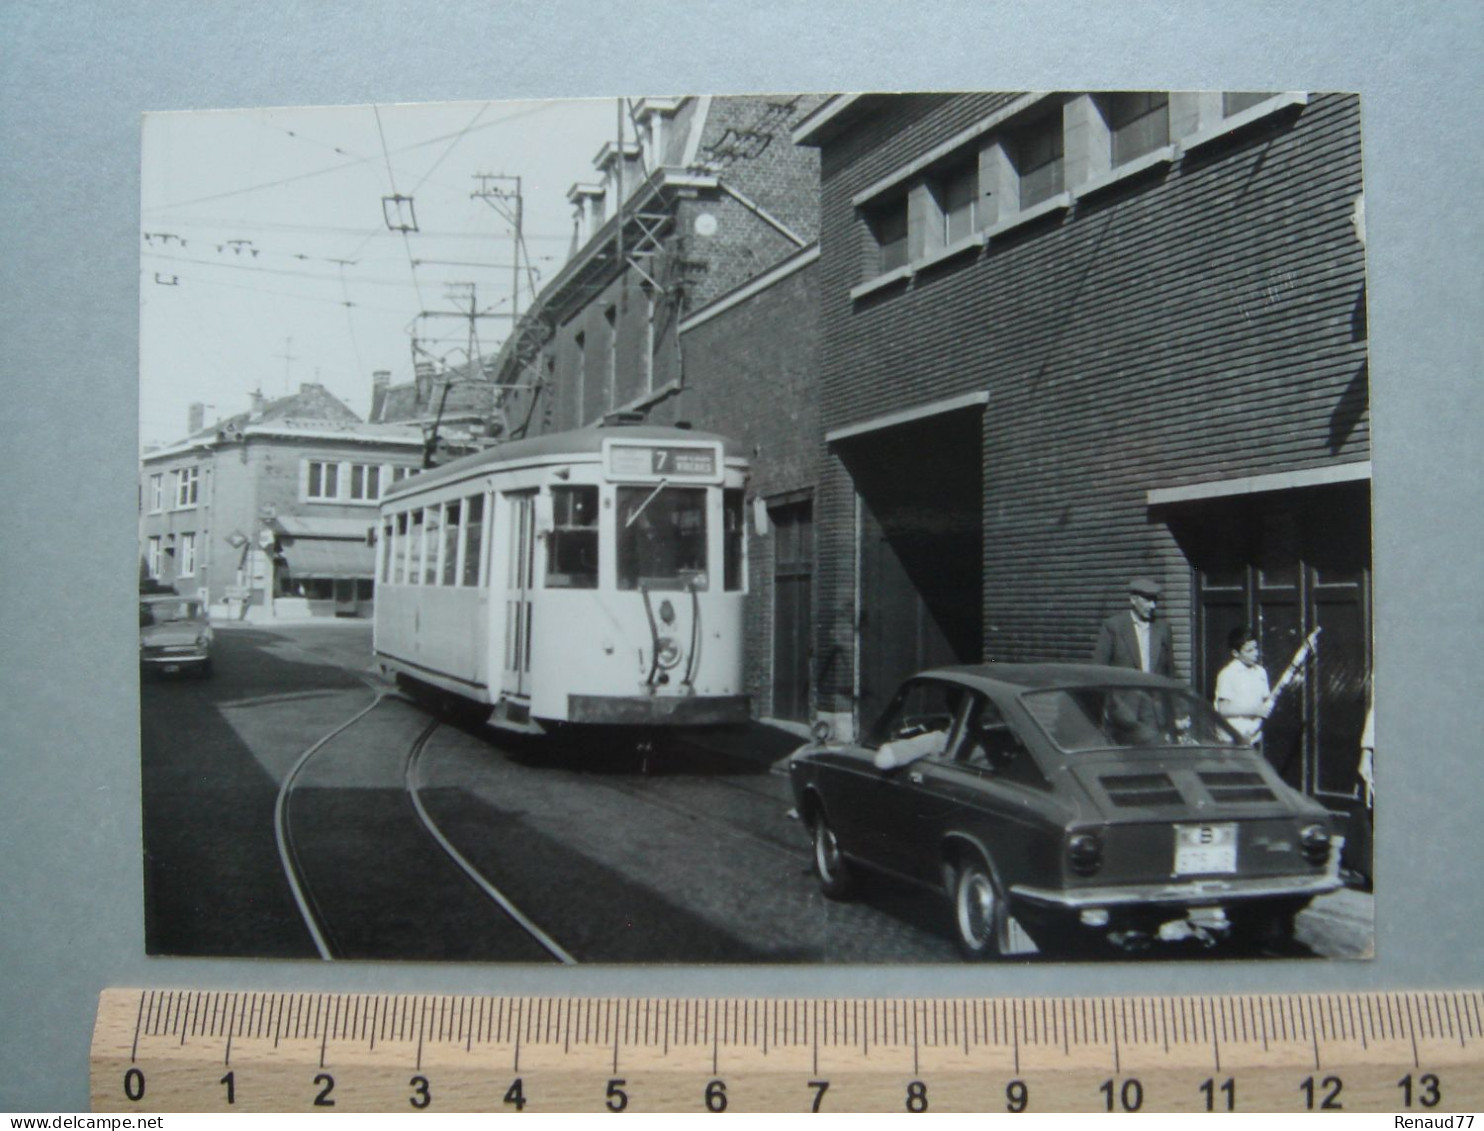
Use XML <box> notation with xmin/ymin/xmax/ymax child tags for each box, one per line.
<box><xmin>414</xmin><ymin>362</ymin><xmax>437</xmax><ymax>412</ymax></box>
<box><xmin>567</xmin><ymin>182</ymin><xmax>606</xmax><ymax>248</ymax></box>
<box><xmin>370</xmin><ymin>370</ymin><xmax>391</xmax><ymax>423</ymax></box>
<box><xmin>187</xmin><ymin>402</ymin><xmax>205</xmax><ymax>434</ymax></box>
<box><xmin>248</xmin><ymin>390</ymin><xmax>266</xmax><ymax>418</ymax></box>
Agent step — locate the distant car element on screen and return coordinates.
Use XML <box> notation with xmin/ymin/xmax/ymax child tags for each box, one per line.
<box><xmin>140</xmin><ymin>594</ymin><xmax>213</xmax><ymax>677</ymax></box>
<box><xmin>788</xmin><ymin>664</ymin><xmax>1341</xmax><ymax>959</ymax></box>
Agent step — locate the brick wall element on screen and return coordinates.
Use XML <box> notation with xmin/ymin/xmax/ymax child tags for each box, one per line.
<box><xmin>695</xmin><ymin>95</ymin><xmax>825</xmax><ymax>246</ymax></box>
<box><xmin>654</xmin><ymin>257</ymin><xmax>820</xmax><ymax>717</ymax></box>
<box><xmin>812</xmin><ymin>94</ymin><xmax>1368</xmax><ymax>713</ymax></box>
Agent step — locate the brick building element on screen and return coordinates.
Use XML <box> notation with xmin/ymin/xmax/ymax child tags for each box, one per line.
<box><xmin>495</xmin><ymin>95</ymin><xmax>826</xmax><ymax>723</ymax></box>
<box><xmin>139</xmin><ymin>383</ymin><xmax>429</xmax><ymax>619</ymax></box>
<box><xmin>795</xmin><ymin>92</ymin><xmax>1370</xmax><ymax>818</ymax></box>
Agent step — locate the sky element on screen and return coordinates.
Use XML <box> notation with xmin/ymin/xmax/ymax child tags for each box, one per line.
<box><xmin>139</xmin><ymin>98</ymin><xmax>619</xmax><ymax>447</ymax></box>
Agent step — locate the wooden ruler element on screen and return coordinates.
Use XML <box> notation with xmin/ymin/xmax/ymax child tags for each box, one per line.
<box><xmin>92</xmin><ymin>988</ymin><xmax>1483</xmax><ymax>1113</ymax></box>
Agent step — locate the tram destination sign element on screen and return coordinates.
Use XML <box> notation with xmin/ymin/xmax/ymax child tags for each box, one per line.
<box><xmin>604</xmin><ymin>439</ymin><xmax>722</xmax><ymax>483</ymax></box>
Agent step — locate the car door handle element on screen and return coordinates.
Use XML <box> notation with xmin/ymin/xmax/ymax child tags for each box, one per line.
<box><xmin>908</xmin><ymin>771</ymin><xmax>925</xmax><ymax>784</ymax></box>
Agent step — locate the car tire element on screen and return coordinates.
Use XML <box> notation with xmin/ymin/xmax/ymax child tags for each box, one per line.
<box><xmin>810</xmin><ymin>808</ymin><xmax>854</xmax><ymax>901</ymax></box>
<box><xmin>952</xmin><ymin>852</ymin><xmax>1008</xmax><ymax>960</ymax></box>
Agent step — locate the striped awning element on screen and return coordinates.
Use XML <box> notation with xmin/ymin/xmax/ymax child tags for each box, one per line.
<box><xmin>279</xmin><ymin>537</ymin><xmax>376</xmax><ymax>579</ymax></box>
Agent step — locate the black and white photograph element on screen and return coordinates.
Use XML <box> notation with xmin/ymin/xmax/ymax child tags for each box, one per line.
<box><xmin>137</xmin><ymin>91</ymin><xmax>1375</xmax><ymax>965</ymax></box>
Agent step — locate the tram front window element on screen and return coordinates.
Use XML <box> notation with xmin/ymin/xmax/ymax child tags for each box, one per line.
<box><xmin>548</xmin><ymin>485</ymin><xmax>598</xmax><ymax>589</ymax></box>
<box><xmin>617</xmin><ymin>485</ymin><xmax>708</xmax><ymax>591</ymax></box>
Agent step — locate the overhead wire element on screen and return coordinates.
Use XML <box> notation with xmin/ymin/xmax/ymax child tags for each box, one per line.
<box><xmin>144</xmin><ymin>99</ymin><xmax>570</xmax><ymax>215</ymax></box>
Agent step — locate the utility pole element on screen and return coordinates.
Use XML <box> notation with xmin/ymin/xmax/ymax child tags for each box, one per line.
<box><xmin>615</xmin><ymin>97</ymin><xmax>625</xmax><ymax>314</ymax></box>
<box><xmin>471</xmin><ymin>174</ymin><xmax>524</xmax><ymax>328</ymax></box>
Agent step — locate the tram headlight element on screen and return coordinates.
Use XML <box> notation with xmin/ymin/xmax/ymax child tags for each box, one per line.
<box><xmin>655</xmin><ymin>636</ymin><xmax>682</xmax><ymax>669</ymax></box>
<box><xmin>658</xmin><ymin>599</ymin><xmax>675</xmax><ymax>626</ymax></box>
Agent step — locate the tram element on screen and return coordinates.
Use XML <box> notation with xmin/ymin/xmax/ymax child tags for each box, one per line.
<box><xmin>373</xmin><ymin>419</ymin><xmax>751</xmax><ymax>735</ymax></box>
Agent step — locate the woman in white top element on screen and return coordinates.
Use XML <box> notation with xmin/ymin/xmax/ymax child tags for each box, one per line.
<box><xmin>1213</xmin><ymin>626</ymin><xmax>1272</xmax><ymax>745</ymax></box>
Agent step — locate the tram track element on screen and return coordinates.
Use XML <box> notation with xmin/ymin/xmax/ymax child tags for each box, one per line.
<box><xmin>274</xmin><ymin>689</ymin><xmax>575</xmax><ymax>964</ymax></box>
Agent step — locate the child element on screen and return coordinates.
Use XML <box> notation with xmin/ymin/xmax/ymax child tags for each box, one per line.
<box><xmin>1214</xmin><ymin>626</ymin><xmax>1272</xmax><ymax>744</ymax></box>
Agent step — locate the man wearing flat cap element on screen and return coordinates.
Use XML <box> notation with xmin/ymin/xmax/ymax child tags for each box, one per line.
<box><xmin>1093</xmin><ymin>576</ymin><xmax>1175</xmax><ymax>678</ymax></box>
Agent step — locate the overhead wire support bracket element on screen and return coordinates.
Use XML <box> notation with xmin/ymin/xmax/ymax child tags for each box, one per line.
<box><xmin>382</xmin><ymin>194</ymin><xmax>419</xmax><ymax>232</ymax></box>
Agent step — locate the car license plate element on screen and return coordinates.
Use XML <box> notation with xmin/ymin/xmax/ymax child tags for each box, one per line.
<box><xmin>1174</xmin><ymin>823</ymin><xmax>1237</xmax><ymax>875</ymax></box>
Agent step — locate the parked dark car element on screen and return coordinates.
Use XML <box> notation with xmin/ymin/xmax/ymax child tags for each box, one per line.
<box><xmin>788</xmin><ymin>664</ymin><xmax>1341</xmax><ymax>959</ymax></box>
<box><xmin>140</xmin><ymin>594</ymin><xmax>213</xmax><ymax>677</ymax></box>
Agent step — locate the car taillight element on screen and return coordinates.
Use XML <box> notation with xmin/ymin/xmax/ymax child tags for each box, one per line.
<box><xmin>1300</xmin><ymin>823</ymin><xmax>1331</xmax><ymax>865</ymax></box>
<box><xmin>1067</xmin><ymin>832</ymin><xmax>1103</xmax><ymax>876</ymax></box>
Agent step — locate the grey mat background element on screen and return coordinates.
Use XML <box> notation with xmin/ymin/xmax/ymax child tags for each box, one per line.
<box><xmin>3</xmin><ymin>0</ymin><xmax>1481</xmax><ymax>1111</ymax></box>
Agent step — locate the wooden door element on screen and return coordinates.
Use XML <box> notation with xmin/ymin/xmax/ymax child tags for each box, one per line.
<box><xmin>1191</xmin><ymin>484</ymin><xmax>1371</xmax><ymax>804</ymax></box>
<box><xmin>770</xmin><ymin>499</ymin><xmax>813</xmax><ymax>722</ymax></box>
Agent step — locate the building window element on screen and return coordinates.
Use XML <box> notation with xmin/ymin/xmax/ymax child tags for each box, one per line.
<box><xmin>937</xmin><ymin>160</ymin><xmax>980</xmax><ymax>245</ymax></box>
<box><xmin>149</xmin><ymin>474</ymin><xmax>164</xmax><ymax>513</ymax></box>
<box><xmin>147</xmin><ymin>536</ymin><xmax>162</xmax><ymax>578</ymax></box>
<box><xmin>574</xmin><ymin>331</ymin><xmax>587</xmax><ymax>426</ymax></box>
<box><xmin>179</xmin><ymin>532</ymin><xmax>197</xmax><ymax>576</ymax></box>
<box><xmin>1223</xmin><ymin>91</ymin><xmax>1276</xmax><ymax>117</ymax></box>
<box><xmin>174</xmin><ymin>466</ymin><xmax>199</xmax><ymax>508</ymax></box>
<box><xmin>868</xmin><ymin>198</ymin><xmax>909</xmax><ymax>273</ymax></box>
<box><xmin>643</xmin><ymin>286</ymin><xmax>657</xmax><ymax>394</ymax></box>
<box><xmin>1011</xmin><ymin>110</ymin><xmax>1065</xmax><ymax>208</ymax></box>
<box><xmin>307</xmin><ymin>461</ymin><xmax>340</xmax><ymax>500</ymax></box>
<box><xmin>350</xmin><ymin>464</ymin><xmax>381</xmax><ymax>501</ymax></box>
<box><xmin>604</xmin><ymin>304</ymin><xmax>618</xmax><ymax>411</ymax></box>
<box><xmin>1103</xmin><ymin>92</ymin><xmax>1170</xmax><ymax>165</ymax></box>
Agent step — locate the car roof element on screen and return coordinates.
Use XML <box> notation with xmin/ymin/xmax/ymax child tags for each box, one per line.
<box><xmin>914</xmin><ymin>662</ymin><xmax>1188</xmax><ymax>693</ymax></box>
<box><xmin>140</xmin><ymin>594</ymin><xmax>198</xmax><ymax>604</ymax></box>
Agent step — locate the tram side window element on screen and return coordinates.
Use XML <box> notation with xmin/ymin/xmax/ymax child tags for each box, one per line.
<box><xmin>724</xmin><ymin>488</ymin><xmax>745</xmax><ymax>592</ymax></box>
<box><xmin>381</xmin><ymin>519</ymin><xmax>395</xmax><ymax>583</ymax></box>
<box><xmin>442</xmin><ymin>501</ymin><xmax>461</xmax><ymax>586</ymax></box>
<box><xmin>617</xmin><ymin>485</ymin><xmax>708</xmax><ymax>591</ymax></box>
<box><xmin>463</xmin><ymin>494</ymin><xmax>485</xmax><ymax>587</ymax></box>
<box><xmin>548</xmin><ymin>485</ymin><xmax>598</xmax><ymax>589</ymax></box>
<box><xmin>393</xmin><ymin>513</ymin><xmax>408</xmax><ymax>583</ymax></box>
<box><xmin>423</xmin><ymin>506</ymin><xmax>442</xmax><ymax>585</ymax></box>
<box><xmin>408</xmin><ymin>509</ymin><xmax>424</xmax><ymax>585</ymax></box>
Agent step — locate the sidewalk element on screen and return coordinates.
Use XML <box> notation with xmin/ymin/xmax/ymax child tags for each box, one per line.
<box><xmin>1295</xmin><ymin>884</ymin><xmax>1375</xmax><ymax>958</ymax></box>
<box><xmin>213</xmin><ymin>605</ymin><xmax>372</xmax><ymax>628</ymax></box>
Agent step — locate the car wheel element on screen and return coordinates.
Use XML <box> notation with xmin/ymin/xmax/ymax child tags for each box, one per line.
<box><xmin>953</xmin><ymin>852</ymin><xmax>1007</xmax><ymax>960</ymax></box>
<box><xmin>810</xmin><ymin>808</ymin><xmax>854</xmax><ymax>900</ymax></box>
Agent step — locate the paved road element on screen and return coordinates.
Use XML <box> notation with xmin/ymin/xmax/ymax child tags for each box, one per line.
<box><xmin>139</xmin><ymin>619</ymin><xmax>1372</xmax><ymax>964</ymax></box>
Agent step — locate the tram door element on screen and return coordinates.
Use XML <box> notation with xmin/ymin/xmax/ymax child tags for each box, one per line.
<box><xmin>499</xmin><ymin>491</ymin><xmax>537</xmax><ymax>698</ymax></box>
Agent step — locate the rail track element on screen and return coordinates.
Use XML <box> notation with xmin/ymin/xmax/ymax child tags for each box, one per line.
<box><xmin>273</xmin><ymin>685</ymin><xmax>574</xmax><ymax>963</ymax></box>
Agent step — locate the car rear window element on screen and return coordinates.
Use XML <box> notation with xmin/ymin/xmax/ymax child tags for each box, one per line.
<box><xmin>1021</xmin><ymin>686</ymin><xmax>1240</xmax><ymax>752</ymax></box>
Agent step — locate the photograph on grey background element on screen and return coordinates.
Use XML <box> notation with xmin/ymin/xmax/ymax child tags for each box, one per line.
<box><xmin>138</xmin><ymin>92</ymin><xmax>1373</xmax><ymax>965</ymax></box>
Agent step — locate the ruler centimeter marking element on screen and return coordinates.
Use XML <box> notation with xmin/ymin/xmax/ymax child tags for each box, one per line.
<box><xmin>93</xmin><ymin>989</ymin><xmax>1484</xmax><ymax>1114</ymax></box>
